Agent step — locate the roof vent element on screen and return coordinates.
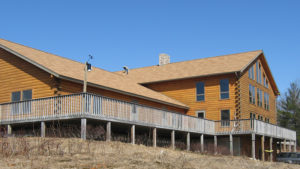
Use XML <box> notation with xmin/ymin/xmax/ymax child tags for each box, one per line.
<box><xmin>159</xmin><ymin>53</ymin><xmax>170</xmax><ymax>66</ymax></box>
<box><xmin>123</xmin><ymin>66</ymin><xmax>129</xmax><ymax>74</ymax></box>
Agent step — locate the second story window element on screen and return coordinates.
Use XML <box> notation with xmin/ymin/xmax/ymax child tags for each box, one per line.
<box><xmin>256</xmin><ymin>62</ymin><xmax>262</xmax><ymax>84</ymax></box>
<box><xmin>11</xmin><ymin>91</ymin><xmax>21</xmax><ymax>102</ymax></box>
<box><xmin>248</xmin><ymin>65</ymin><xmax>255</xmax><ymax>80</ymax></box>
<box><xmin>220</xmin><ymin>79</ymin><xmax>229</xmax><ymax>99</ymax></box>
<box><xmin>264</xmin><ymin>92</ymin><xmax>269</xmax><ymax>110</ymax></box>
<box><xmin>257</xmin><ymin>88</ymin><xmax>262</xmax><ymax>107</ymax></box>
<box><xmin>249</xmin><ymin>84</ymin><xmax>255</xmax><ymax>104</ymax></box>
<box><xmin>196</xmin><ymin>82</ymin><xmax>205</xmax><ymax>101</ymax></box>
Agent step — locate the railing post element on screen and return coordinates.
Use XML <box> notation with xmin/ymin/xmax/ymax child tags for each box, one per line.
<box><xmin>153</xmin><ymin>128</ymin><xmax>157</xmax><ymax>147</ymax></box>
<box><xmin>41</xmin><ymin>121</ymin><xmax>45</xmax><ymax>138</ymax></box>
<box><xmin>269</xmin><ymin>137</ymin><xmax>273</xmax><ymax>162</ymax></box>
<box><xmin>252</xmin><ymin>133</ymin><xmax>255</xmax><ymax>159</ymax></box>
<box><xmin>106</xmin><ymin>122</ymin><xmax>111</xmax><ymax>141</ymax></box>
<box><xmin>81</xmin><ymin>118</ymin><xmax>87</xmax><ymax>140</ymax></box>
<box><xmin>131</xmin><ymin>125</ymin><xmax>135</xmax><ymax>144</ymax></box>
<box><xmin>200</xmin><ymin>134</ymin><xmax>204</xmax><ymax>153</ymax></box>
<box><xmin>230</xmin><ymin>134</ymin><xmax>233</xmax><ymax>156</ymax></box>
<box><xmin>214</xmin><ymin>135</ymin><xmax>217</xmax><ymax>155</ymax></box>
<box><xmin>186</xmin><ymin>132</ymin><xmax>190</xmax><ymax>151</ymax></box>
<box><xmin>171</xmin><ymin>130</ymin><xmax>175</xmax><ymax>150</ymax></box>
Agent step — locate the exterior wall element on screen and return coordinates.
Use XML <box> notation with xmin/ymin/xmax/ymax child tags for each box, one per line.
<box><xmin>144</xmin><ymin>74</ymin><xmax>237</xmax><ymax>121</ymax></box>
<box><xmin>0</xmin><ymin>49</ymin><xmax>186</xmax><ymax>114</ymax></box>
<box><xmin>0</xmin><ymin>48</ymin><xmax>56</xmax><ymax>103</ymax></box>
<box><xmin>59</xmin><ymin>80</ymin><xmax>186</xmax><ymax>114</ymax></box>
<box><xmin>240</xmin><ymin>56</ymin><xmax>277</xmax><ymax>124</ymax></box>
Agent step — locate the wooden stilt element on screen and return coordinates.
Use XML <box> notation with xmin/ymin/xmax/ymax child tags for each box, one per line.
<box><xmin>81</xmin><ymin>119</ymin><xmax>87</xmax><ymax>140</ymax></box>
<box><xmin>106</xmin><ymin>122</ymin><xmax>111</xmax><ymax>141</ymax></box>
<box><xmin>153</xmin><ymin>128</ymin><xmax>157</xmax><ymax>147</ymax></box>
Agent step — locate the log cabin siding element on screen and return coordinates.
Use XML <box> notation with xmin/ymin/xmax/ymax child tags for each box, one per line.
<box><xmin>59</xmin><ymin>79</ymin><xmax>186</xmax><ymax>114</ymax></box>
<box><xmin>144</xmin><ymin>74</ymin><xmax>237</xmax><ymax>121</ymax></box>
<box><xmin>0</xmin><ymin>49</ymin><xmax>186</xmax><ymax>114</ymax></box>
<box><xmin>0</xmin><ymin>48</ymin><xmax>56</xmax><ymax>103</ymax></box>
<box><xmin>240</xmin><ymin>57</ymin><xmax>277</xmax><ymax>124</ymax></box>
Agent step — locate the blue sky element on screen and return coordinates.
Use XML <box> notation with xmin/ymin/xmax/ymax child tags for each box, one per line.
<box><xmin>1</xmin><ymin>1</ymin><xmax>299</xmax><ymax>94</ymax></box>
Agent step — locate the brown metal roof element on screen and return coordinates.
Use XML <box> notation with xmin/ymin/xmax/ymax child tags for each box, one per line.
<box><xmin>0</xmin><ymin>38</ymin><xmax>188</xmax><ymax>109</ymax></box>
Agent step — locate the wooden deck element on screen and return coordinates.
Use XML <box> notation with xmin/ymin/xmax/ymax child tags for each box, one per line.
<box><xmin>0</xmin><ymin>93</ymin><xmax>296</xmax><ymax>141</ymax></box>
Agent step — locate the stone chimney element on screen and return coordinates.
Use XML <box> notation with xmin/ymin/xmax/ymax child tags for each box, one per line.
<box><xmin>159</xmin><ymin>53</ymin><xmax>170</xmax><ymax>66</ymax></box>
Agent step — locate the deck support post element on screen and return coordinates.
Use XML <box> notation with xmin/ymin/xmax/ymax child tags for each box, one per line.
<box><xmin>214</xmin><ymin>135</ymin><xmax>217</xmax><ymax>155</ymax></box>
<box><xmin>131</xmin><ymin>125</ymin><xmax>135</xmax><ymax>144</ymax></box>
<box><xmin>283</xmin><ymin>139</ymin><xmax>286</xmax><ymax>152</ymax></box>
<box><xmin>81</xmin><ymin>119</ymin><xmax>87</xmax><ymax>140</ymax></box>
<box><xmin>153</xmin><ymin>128</ymin><xmax>157</xmax><ymax>147</ymax></box>
<box><xmin>171</xmin><ymin>130</ymin><xmax>175</xmax><ymax>150</ymax></box>
<box><xmin>294</xmin><ymin>141</ymin><xmax>297</xmax><ymax>152</ymax></box>
<box><xmin>186</xmin><ymin>132</ymin><xmax>190</xmax><ymax>151</ymax></box>
<box><xmin>41</xmin><ymin>122</ymin><xmax>45</xmax><ymax>138</ymax></box>
<box><xmin>269</xmin><ymin>137</ymin><xmax>273</xmax><ymax>162</ymax></box>
<box><xmin>106</xmin><ymin>122</ymin><xmax>111</xmax><ymax>141</ymax></box>
<box><xmin>252</xmin><ymin>133</ymin><xmax>255</xmax><ymax>159</ymax></box>
<box><xmin>7</xmin><ymin>124</ymin><xmax>12</xmax><ymax>135</ymax></box>
<box><xmin>289</xmin><ymin>140</ymin><xmax>292</xmax><ymax>152</ymax></box>
<box><xmin>200</xmin><ymin>134</ymin><xmax>204</xmax><ymax>153</ymax></box>
<box><xmin>229</xmin><ymin>134</ymin><xmax>233</xmax><ymax>156</ymax></box>
<box><xmin>261</xmin><ymin>135</ymin><xmax>265</xmax><ymax>161</ymax></box>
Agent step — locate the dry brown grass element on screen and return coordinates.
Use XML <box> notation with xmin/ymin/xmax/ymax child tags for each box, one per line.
<box><xmin>0</xmin><ymin>137</ymin><xmax>299</xmax><ymax>169</ymax></box>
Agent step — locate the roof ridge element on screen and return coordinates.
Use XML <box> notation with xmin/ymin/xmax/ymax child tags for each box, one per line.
<box><xmin>0</xmin><ymin>38</ymin><xmax>87</xmax><ymax>66</ymax></box>
<box><xmin>0</xmin><ymin>38</ymin><xmax>121</xmax><ymax>76</ymax></box>
<box><xmin>117</xmin><ymin>49</ymin><xmax>263</xmax><ymax>72</ymax></box>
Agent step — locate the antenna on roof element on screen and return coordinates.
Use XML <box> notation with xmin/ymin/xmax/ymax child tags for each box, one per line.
<box><xmin>123</xmin><ymin>66</ymin><xmax>129</xmax><ymax>75</ymax></box>
<box><xmin>83</xmin><ymin>55</ymin><xmax>94</xmax><ymax>92</ymax></box>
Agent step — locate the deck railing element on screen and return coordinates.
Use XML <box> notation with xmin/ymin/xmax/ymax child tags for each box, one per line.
<box><xmin>0</xmin><ymin>93</ymin><xmax>296</xmax><ymax>140</ymax></box>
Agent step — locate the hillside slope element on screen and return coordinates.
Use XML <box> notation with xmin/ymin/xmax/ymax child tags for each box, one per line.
<box><xmin>0</xmin><ymin>137</ymin><xmax>298</xmax><ymax>169</ymax></box>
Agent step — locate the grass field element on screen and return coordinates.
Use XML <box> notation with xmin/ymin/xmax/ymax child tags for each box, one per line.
<box><xmin>0</xmin><ymin>137</ymin><xmax>298</xmax><ymax>169</ymax></box>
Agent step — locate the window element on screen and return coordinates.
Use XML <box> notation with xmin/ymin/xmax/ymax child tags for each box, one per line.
<box><xmin>221</xmin><ymin>110</ymin><xmax>230</xmax><ymax>126</ymax></box>
<box><xmin>196</xmin><ymin>111</ymin><xmax>205</xmax><ymax>119</ymax></box>
<box><xmin>11</xmin><ymin>91</ymin><xmax>21</xmax><ymax>102</ymax></box>
<box><xmin>257</xmin><ymin>88</ymin><xmax>262</xmax><ymax>107</ymax></box>
<box><xmin>220</xmin><ymin>79</ymin><xmax>229</xmax><ymax>99</ymax></box>
<box><xmin>22</xmin><ymin>90</ymin><xmax>32</xmax><ymax>114</ymax></box>
<box><xmin>264</xmin><ymin>92</ymin><xmax>269</xmax><ymax>110</ymax></box>
<box><xmin>265</xmin><ymin>118</ymin><xmax>269</xmax><ymax>123</ymax></box>
<box><xmin>22</xmin><ymin>90</ymin><xmax>32</xmax><ymax>101</ymax></box>
<box><xmin>256</xmin><ymin>61</ymin><xmax>262</xmax><ymax>84</ymax></box>
<box><xmin>263</xmin><ymin>74</ymin><xmax>269</xmax><ymax>88</ymax></box>
<box><xmin>11</xmin><ymin>90</ymin><xmax>32</xmax><ymax>115</ymax></box>
<box><xmin>248</xmin><ymin>65</ymin><xmax>255</xmax><ymax>80</ymax></box>
<box><xmin>196</xmin><ymin>82</ymin><xmax>205</xmax><ymax>101</ymax></box>
<box><xmin>249</xmin><ymin>84</ymin><xmax>255</xmax><ymax>104</ymax></box>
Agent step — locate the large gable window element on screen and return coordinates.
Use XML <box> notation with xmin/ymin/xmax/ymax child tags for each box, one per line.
<box><xmin>264</xmin><ymin>92</ymin><xmax>269</xmax><ymax>110</ymax></box>
<box><xmin>196</xmin><ymin>82</ymin><xmax>205</xmax><ymax>101</ymax></box>
<box><xmin>257</xmin><ymin>88</ymin><xmax>262</xmax><ymax>107</ymax></box>
<box><xmin>249</xmin><ymin>84</ymin><xmax>255</xmax><ymax>104</ymax></box>
<box><xmin>256</xmin><ymin>61</ymin><xmax>262</xmax><ymax>84</ymax></box>
<box><xmin>220</xmin><ymin>79</ymin><xmax>229</xmax><ymax>99</ymax></box>
<box><xmin>248</xmin><ymin>65</ymin><xmax>255</xmax><ymax>80</ymax></box>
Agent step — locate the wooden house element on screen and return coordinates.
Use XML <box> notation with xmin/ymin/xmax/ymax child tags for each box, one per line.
<box><xmin>0</xmin><ymin>38</ymin><xmax>296</xmax><ymax>161</ymax></box>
